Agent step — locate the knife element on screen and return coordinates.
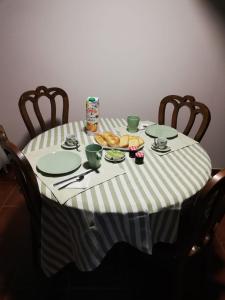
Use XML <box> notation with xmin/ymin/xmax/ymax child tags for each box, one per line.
<box><xmin>53</xmin><ymin>169</ymin><xmax>96</xmax><ymax>187</ymax></box>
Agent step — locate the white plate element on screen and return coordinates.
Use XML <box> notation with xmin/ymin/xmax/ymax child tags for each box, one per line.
<box><xmin>145</xmin><ymin>125</ymin><xmax>178</xmax><ymax>139</ymax></box>
<box><xmin>151</xmin><ymin>145</ymin><xmax>171</xmax><ymax>153</ymax></box>
<box><xmin>37</xmin><ymin>151</ymin><xmax>81</xmax><ymax>175</ymax></box>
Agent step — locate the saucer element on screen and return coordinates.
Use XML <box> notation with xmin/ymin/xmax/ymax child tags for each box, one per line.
<box><xmin>104</xmin><ymin>150</ymin><xmax>126</xmax><ymax>163</ymax></box>
<box><xmin>126</xmin><ymin>127</ymin><xmax>138</xmax><ymax>133</ymax></box>
<box><xmin>61</xmin><ymin>142</ymin><xmax>78</xmax><ymax>150</ymax></box>
<box><xmin>151</xmin><ymin>145</ymin><xmax>171</xmax><ymax>152</ymax></box>
<box><xmin>105</xmin><ymin>156</ymin><xmax>125</xmax><ymax>163</ymax></box>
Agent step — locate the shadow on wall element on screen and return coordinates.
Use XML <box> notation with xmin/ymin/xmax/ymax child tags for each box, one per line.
<box><xmin>19</xmin><ymin>118</ymin><xmax>66</xmax><ymax>150</ymax></box>
<box><xmin>201</xmin><ymin>0</ymin><xmax>225</xmax><ymax>23</ymax></box>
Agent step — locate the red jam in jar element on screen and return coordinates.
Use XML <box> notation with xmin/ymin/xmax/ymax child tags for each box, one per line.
<box><xmin>135</xmin><ymin>151</ymin><xmax>144</xmax><ymax>164</ymax></box>
<box><xmin>129</xmin><ymin>146</ymin><xmax>137</xmax><ymax>158</ymax></box>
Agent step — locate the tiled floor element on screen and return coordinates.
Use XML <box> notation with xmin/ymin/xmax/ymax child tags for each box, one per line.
<box><xmin>0</xmin><ymin>166</ymin><xmax>225</xmax><ymax>299</ymax></box>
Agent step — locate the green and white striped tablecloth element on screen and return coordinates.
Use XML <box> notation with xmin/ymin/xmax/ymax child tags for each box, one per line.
<box><xmin>23</xmin><ymin>118</ymin><xmax>212</xmax><ymax>277</ymax></box>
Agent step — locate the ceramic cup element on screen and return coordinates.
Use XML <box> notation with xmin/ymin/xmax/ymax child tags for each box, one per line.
<box><xmin>85</xmin><ymin>144</ymin><xmax>103</xmax><ymax>169</ymax></box>
<box><xmin>127</xmin><ymin>115</ymin><xmax>140</xmax><ymax>133</ymax></box>
<box><xmin>65</xmin><ymin>134</ymin><xmax>77</xmax><ymax>146</ymax></box>
<box><xmin>154</xmin><ymin>137</ymin><xmax>167</xmax><ymax>149</ymax></box>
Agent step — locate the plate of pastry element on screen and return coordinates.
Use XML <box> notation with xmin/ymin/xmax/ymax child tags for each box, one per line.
<box><xmin>94</xmin><ymin>131</ymin><xmax>144</xmax><ymax>151</ymax></box>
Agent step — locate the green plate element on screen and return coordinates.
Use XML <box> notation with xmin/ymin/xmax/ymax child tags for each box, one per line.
<box><xmin>37</xmin><ymin>151</ymin><xmax>81</xmax><ymax>175</ymax></box>
<box><xmin>104</xmin><ymin>150</ymin><xmax>125</xmax><ymax>162</ymax></box>
<box><xmin>145</xmin><ymin>125</ymin><xmax>178</xmax><ymax>139</ymax></box>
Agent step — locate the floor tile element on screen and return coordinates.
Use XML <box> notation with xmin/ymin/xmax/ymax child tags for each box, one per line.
<box><xmin>0</xmin><ymin>183</ymin><xmax>17</xmax><ymax>208</ymax></box>
<box><xmin>0</xmin><ymin>237</ymin><xmax>36</xmax><ymax>294</ymax></box>
<box><xmin>0</xmin><ymin>206</ymin><xmax>31</xmax><ymax>239</ymax></box>
<box><xmin>2</xmin><ymin>185</ymin><xmax>25</xmax><ymax>208</ymax></box>
<box><xmin>0</xmin><ymin>288</ymin><xmax>42</xmax><ymax>300</ymax></box>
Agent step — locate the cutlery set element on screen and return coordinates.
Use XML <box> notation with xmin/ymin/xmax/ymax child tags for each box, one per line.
<box><xmin>53</xmin><ymin>168</ymin><xmax>97</xmax><ymax>190</ymax></box>
<box><xmin>57</xmin><ymin>175</ymin><xmax>85</xmax><ymax>190</ymax></box>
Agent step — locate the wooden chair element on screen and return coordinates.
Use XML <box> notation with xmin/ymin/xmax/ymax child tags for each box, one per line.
<box><xmin>158</xmin><ymin>95</ymin><xmax>211</xmax><ymax>142</ymax></box>
<box><xmin>0</xmin><ymin>125</ymin><xmax>42</xmax><ymax>273</ymax></box>
<box><xmin>153</xmin><ymin>169</ymin><xmax>225</xmax><ymax>298</ymax></box>
<box><xmin>18</xmin><ymin>85</ymin><xmax>69</xmax><ymax>139</ymax></box>
<box><xmin>176</xmin><ymin>168</ymin><xmax>225</xmax><ymax>258</ymax></box>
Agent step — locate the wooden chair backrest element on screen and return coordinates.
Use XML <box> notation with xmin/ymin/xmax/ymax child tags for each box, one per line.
<box><xmin>177</xmin><ymin>169</ymin><xmax>225</xmax><ymax>257</ymax></box>
<box><xmin>18</xmin><ymin>85</ymin><xmax>69</xmax><ymax>139</ymax></box>
<box><xmin>158</xmin><ymin>95</ymin><xmax>211</xmax><ymax>142</ymax></box>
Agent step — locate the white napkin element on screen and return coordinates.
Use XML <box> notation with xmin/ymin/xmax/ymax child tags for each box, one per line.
<box><xmin>139</xmin><ymin>121</ymin><xmax>156</xmax><ymax>130</ymax></box>
<box><xmin>56</xmin><ymin>172</ymin><xmax>92</xmax><ymax>189</ymax></box>
<box><xmin>148</xmin><ymin>133</ymin><xmax>198</xmax><ymax>156</ymax></box>
<box><xmin>25</xmin><ymin>145</ymin><xmax>126</xmax><ymax>204</ymax></box>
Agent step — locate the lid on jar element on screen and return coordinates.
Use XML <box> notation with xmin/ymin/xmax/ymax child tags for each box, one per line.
<box><xmin>135</xmin><ymin>151</ymin><xmax>144</xmax><ymax>158</ymax></box>
<box><xmin>129</xmin><ymin>146</ymin><xmax>137</xmax><ymax>151</ymax></box>
<box><xmin>88</xmin><ymin>97</ymin><xmax>98</xmax><ymax>102</ymax></box>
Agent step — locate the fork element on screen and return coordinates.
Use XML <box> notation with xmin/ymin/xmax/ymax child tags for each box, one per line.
<box><xmin>58</xmin><ymin>175</ymin><xmax>84</xmax><ymax>190</ymax></box>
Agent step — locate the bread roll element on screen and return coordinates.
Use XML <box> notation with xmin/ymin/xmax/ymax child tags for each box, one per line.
<box><xmin>102</xmin><ymin>132</ymin><xmax>112</xmax><ymax>139</ymax></box>
<box><xmin>102</xmin><ymin>132</ymin><xmax>120</xmax><ymax>147</ymax></box>
<box><xmin>95</xmin><ymin>132</ymin><xmax>144</xmax><ymax>148</ymax></box>
<box><xmin>106</xmin><ymin>135</ymin><xmax>120</xmax><ymax>147</ymax></box>
<box><xmin>95</xmin><ymin>134</ymin><xmax>108</xmax><ymax>146</ymax></box>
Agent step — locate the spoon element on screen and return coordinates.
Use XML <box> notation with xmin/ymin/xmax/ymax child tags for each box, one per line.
<box><xmin>58</xmin><ymin>175</ymin><xmax>84</xmax><ymax>190</ymax></box>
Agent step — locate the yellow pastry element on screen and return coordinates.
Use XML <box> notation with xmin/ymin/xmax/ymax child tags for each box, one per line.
<box><xmin>128</xmin><ymin>136</ymin><xmax>139</xmax><ymax>147</ymax></box>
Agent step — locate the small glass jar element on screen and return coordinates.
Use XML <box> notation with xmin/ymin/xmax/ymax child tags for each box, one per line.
<box><xmin>135</xmin><ymin>151</ymin><xmax>144</xmax><ymax>164</ymax></box>
<box><xmin>129</xmin><ymin>146</ymin><xmax>137</xmax><ymax>158</ymax></box>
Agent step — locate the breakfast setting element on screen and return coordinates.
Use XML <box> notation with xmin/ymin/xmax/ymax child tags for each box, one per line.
<box><xmin>24</xmin><ymin>97</ymin><xmax>199</xmax><ymax>206</ymax></box>
<box><xmin>2</xmin><ymin>88</ymin><xmax>213</xmax><ymax>296</ymax></box>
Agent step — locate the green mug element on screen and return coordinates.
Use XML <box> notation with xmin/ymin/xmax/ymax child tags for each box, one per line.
<box><xmin>127</xmin><ymin>115</ymin><xmax>140</xmax><ymax>133</ymax></box>
<box><xmin>85</xmin><ymin>144</ymin><xmax>103</xmax><ymax>169</ymax></box>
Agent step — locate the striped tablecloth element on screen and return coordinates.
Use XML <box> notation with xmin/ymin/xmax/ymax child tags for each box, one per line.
<box><xmin>23</xmin><ymin>118</ymin><xmax>212</xmax><ymax>277</ymax></box>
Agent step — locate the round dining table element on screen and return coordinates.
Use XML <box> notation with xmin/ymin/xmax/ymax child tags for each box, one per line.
<box><xmin>23</xmin><ymin>117</ymin><xmax>212</xmax><ymax>277</ymax></box>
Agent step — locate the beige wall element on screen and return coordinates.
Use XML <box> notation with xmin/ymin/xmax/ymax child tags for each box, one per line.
<box><xmin>0</xmin><ymin>0</ymin><xmax>224</xmax><ymax>168</ymax></box>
